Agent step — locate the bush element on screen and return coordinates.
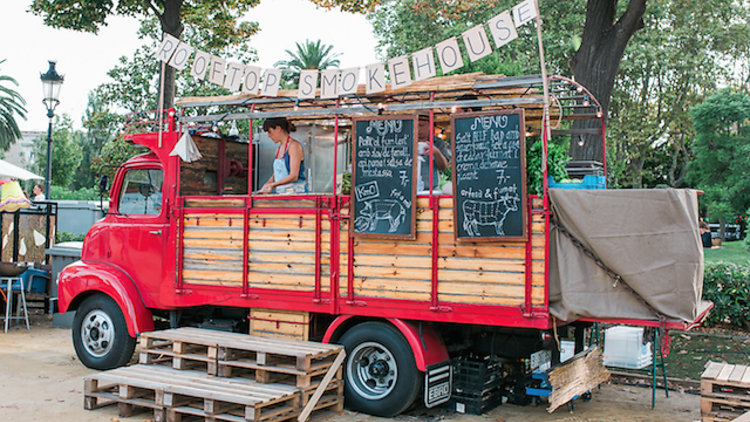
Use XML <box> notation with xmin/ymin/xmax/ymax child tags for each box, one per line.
<box><xmin>55</xmin><ymin>231</ymin><xmax>86</xmax><ymax>243</ymax></box>
<box><xmin>49</xmin><ymin>186</ymin><xmax>100</xmax><ymax>201</ymax></box>
<box><xmin>702</xmin><ymin>263</ymin><xmax>750</xmax><ymax>329</ymax></box>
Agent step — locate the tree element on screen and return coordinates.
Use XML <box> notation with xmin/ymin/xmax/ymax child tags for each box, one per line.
<box><xmin>0</xmin><ymin>59</ymin><xmax>27</xmax><ymax>152</ymax></box>
<box><xmin>33</xmin><ymin>114</ymin><xmax>83</xmax><ymax>191</ymax></box>
<box><xmin>275</xmin><ymin>40</ymin><xmax>342</xmax><ymax>88</ymax></box>
<box><xmin>30</xmin><ymin>0</ymin><xmax>384</xmax><ymax>110</ymax></box>
<box><xmin>73</xmin><ymin>91</ymin><xmax>117</xmax><ymax>190</ymax></box>
<box><xmin>31</xmin><ymin>0</ymin><xmax>262</xmax><ymax>110</ymax></box>
<box><xmin>688</xmin><ymin>90</ymin><xmax>750</xmax><ymax>222</ymax></box>
<box><xmin>606</xmin><ymin>0</ymin><xmax>750</xmax><ymax>188</ymax></box>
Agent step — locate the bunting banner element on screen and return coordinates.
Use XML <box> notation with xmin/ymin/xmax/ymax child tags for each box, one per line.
<box><xmin>156</xmin><ymin>0</ymin><xmax>538</xmax><ymax>100</ymax></box>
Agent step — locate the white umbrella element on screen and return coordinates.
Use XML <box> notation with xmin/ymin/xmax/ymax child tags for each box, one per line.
<box><xmin>0</xmin><ymin>159</ymin><xmax>43</xmax><ymax>180</ymax></box>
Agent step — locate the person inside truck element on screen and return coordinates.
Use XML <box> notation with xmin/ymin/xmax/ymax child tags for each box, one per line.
<box><xmin>259</xmin><ymin>117</ymin><xmax>308</xmax><ymax>194</ymax></box>
<box><xmin>417</xmin><ymin>95</ymin><xmax>481</xmax><ymax>191</ymax></box>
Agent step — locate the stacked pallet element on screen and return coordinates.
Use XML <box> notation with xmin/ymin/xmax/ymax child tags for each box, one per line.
<box><xmin>701</xmin><ymin>361</ymin><xmax>750</xmax><ymax>422</ymax></box>
<box><xmin>84</xmin><ymin>327</ymin><xmax>345</xmax><ymax>422</ymax></box>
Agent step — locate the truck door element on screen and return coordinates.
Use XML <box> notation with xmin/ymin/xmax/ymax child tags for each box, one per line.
<box><xmin>109</xmin><ymin>166</ymin><xmax>167</xmax><ymax>303</ymax></box>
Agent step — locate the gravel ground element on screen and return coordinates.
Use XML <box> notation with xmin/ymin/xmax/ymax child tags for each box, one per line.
<box><xmin>0</xmin><ymin>318</ymin><xmax>702</xmax><ymax>422</ymax></box>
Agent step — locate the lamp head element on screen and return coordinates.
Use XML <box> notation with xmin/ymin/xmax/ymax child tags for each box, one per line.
<box><xmin>40</xmin><ymin>61</ymin><xmax>64</xmax><ymax>115</ymax></box>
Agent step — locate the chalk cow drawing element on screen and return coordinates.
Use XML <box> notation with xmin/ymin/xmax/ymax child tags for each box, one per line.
<box><xmin>462</xmin><ymin>196</ymin><xmax>519</xmax><ymax>237</ymax></box>
<box><xmin>358</xmin><ymin>199</ymin><xmax>406</xmax><ymax>233</ymax></box>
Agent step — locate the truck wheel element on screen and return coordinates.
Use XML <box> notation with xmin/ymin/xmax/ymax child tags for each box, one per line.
<box><xmin>339</xmin><ymin>322</ymin><xmax>421</xmax><ymax>417</ymax></box>
<box><xmin>72</xmin><ymin>294</ymin><xmax>136</xmax><ymax>370</ymax></box>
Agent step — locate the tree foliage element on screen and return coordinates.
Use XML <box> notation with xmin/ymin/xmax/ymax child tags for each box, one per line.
<box><xmin>368</xmin><ymin>0</ymin><xmax>582</xmax><ymax>78</ymax></box>
<box><xmin>688</xmin><ymin>90</ymin><xmax>750</xmax><ymax>220</ymax></box>
<box><xmin>33</xmin><ymin>114</ymin><xmax>83</xmax><ymax>191</ymax></box>
<box><xmin>275</xmin><ymin>40</ymin><xmax>342</xmax><ymax>88</ymax></box>
<box><xmin>30</xmin><ymin>0</ymin><xmax>261</xmax><ymax>109</ymax></box>
<box><xmin>607</xmin><ymin>0</ymin><xmax>750</xmax><ymax>188</ymax></box>
<box><xmin>0</xmin><ymin>59</ymin><xmax>27</xmax><ymax>152</ymax></box>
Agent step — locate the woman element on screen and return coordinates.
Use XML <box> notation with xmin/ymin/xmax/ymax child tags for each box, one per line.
<box><xmin>260</xmin><ymin>117</ymin><xmax>307</xmax><ymax>194</ymax></box>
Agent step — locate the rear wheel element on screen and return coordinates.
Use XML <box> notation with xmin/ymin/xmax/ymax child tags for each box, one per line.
<box><xmin>72</xmin><ymin>294</ymin><xmax>136</xmax><ymax>370</ymax></box>
<box><xmin>339</xmin><ymin>322</ymin><xmax>421</xmax><ymax>417</ymax></box>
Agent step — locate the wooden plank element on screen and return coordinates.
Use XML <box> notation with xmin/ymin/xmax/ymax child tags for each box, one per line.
<box><xmin>183</xmin><ymin>237</ymin><xmax>244</xmax><ymax>249</ymax></box>
<box><xmin>184</xmin><ymin>215</ymin><xmax>245</xmax><ymax>227</ymax></box>
<box><xmin>183</xmin><ymin>228</ymin><xmax>245</xmax><ymax>240</ymax></box>
<box><xmin>352</xmin><ymin>265</ymin><xmax>544</xmax><ymax>284</ymax></box>
<box><xmin>703</xmin><ymin>362</ymin><xmax>726</xmax><ymax>381</ymax></box>
<box><xmin>718</xmin><ymin>365</ymin><xmax>736</xmax><ymax>383</ymax></box>
<box><xmin>184</xmin><ymin>198</ymin><xmax>246</xmax><ymax>208</ymax></box>
<box><xmin>252</xmin><ymin>198</ymin><xmax>317</xmax><ymax>208</ymax></box>
<box><xmin>730</xmin><ymin>366</ymin><xmax>747</xmax><ymax>384</ymax></box>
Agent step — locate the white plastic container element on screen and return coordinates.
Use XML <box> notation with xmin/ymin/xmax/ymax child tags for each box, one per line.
<box><xmin>602</xmin><ymin>326</ymin><xmax>652</xmax><ymax>369</ymax></box>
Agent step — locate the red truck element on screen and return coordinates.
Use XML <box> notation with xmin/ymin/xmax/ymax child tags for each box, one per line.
<box><xmin>58</xmin><ymin>73</ymin><xmax>709</xmax><ymax>416</ymax></box>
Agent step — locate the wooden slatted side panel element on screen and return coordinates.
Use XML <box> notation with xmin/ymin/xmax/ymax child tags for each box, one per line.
<box><xmin>247</xmin><ymin>213</ymin><xmax>330</xmax><ymax>292</ymax></box>
<box><xmin>182</xmin><ymin>213</ymin><xmax>245</xmax><ymax>287</ymax></box>
<box><xmin>341</xmin><ymin>197</ymin><xmax>545</xmax><ymax>307</ymax></box>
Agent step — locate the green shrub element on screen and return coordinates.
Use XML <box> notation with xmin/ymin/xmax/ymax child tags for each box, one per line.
<box><xmin>55</xmin><ymin>231</ymin><xmax>86</xmax><ymax>243</ymax></box>
<box><xmin>702</xmin><ymin>263</ymin><xmax>750</xmax><ymax>329</ymax></box>
<box><xmin>526</xmin><ymin>139</ymin><xmax>569</xmax><ymax>196</ymax></box>
<box><xmin>50</xmin><ymin>186</ymin><xmax>100</xmax><ymax>201</ymax></box>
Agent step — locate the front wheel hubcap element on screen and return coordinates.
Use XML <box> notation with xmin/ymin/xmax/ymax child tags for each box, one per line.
<box><xmin>81</xmin><ymin>309</ymin><xmax>115</xmax><ymax>358</ymax></box>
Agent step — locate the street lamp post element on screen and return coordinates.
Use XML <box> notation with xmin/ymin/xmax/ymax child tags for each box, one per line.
<box><xmin>40</xmin><ymin>61</ymin><xmax>64</xmax><ymax>199</ymax></box>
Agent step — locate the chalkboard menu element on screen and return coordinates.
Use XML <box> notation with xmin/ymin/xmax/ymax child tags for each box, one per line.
<box><xmin>451</xmin><ymin>109</ymin><xmax>527</xmax><ymax>242</ymax></box>
<box><xmin>351</xmin><ymin>116</ymin><xmax>417</xmax><ymax>240</ymax></box>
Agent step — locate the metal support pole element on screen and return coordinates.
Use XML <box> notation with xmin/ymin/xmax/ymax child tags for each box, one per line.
<box><xmin>45</xmin><ymin>115</ymin><xmax>53</xmax><ymax>197</ymax></box>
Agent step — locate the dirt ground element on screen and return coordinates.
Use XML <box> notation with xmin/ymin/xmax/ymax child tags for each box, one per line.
<box><xmin>0</xmin><ymin>318</ymin><xmax>702</xmax><ymax>422</ymax></box>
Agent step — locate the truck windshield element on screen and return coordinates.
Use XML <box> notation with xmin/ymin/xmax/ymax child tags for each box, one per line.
<box><xmin>118</xmin><ymin>168</ymin><xmax>163</xmax><ymax>215</ymax></box>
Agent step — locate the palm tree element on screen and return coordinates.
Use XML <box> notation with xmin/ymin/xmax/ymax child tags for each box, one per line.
<box><xmin>274</xmin><ymin>40</ymin><xmax>342</xmax><ymax>88</ymax></box>
<box><xmin>0</xmin><ymin>59</ymin><xmax>27</xmax><ymax>151</ymax></box>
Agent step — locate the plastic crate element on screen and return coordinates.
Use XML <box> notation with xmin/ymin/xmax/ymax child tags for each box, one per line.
<box><xmin>452</xmin><ymin>355</ymin><xmax>504</xmax><ymax>394</ymax></box>
<box><xmin>602</xmin><ymin>326</ymin><xmax>652</xmax><ymax>370</ymax></box>
<box><xmin>7</xmin><ymin>267</ymin><xmax>50</xmax><ymax>293</ymax></box>
<box><xmin>448</xmin><ymin>387</ymin><xmax>503</xmax><ymax>415</ymax></box>
<box><xmin>548</xmin><ymin>175</ymin><xmax>606</xmax><ymax>190</ymax></box>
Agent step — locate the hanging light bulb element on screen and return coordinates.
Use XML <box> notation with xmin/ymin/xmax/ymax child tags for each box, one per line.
<box><xmin>578</xmin><ymin>135</ymin><xmax>585</xmax><ymax>147</ymax></box>
<box><xmin>583</xmin><ymin>95</ymin><xmax>590</xmax><ymax>107</ymax></box>
<box><xmin>596</xmin><ymin>108</ymin><xmax>602</xmax><ymax>118</ymax></box>
<box><xmin>450</xmin><ymin>105</ymin><xmax>459</xmax><ymax>114</ymax></box>
<box><xmin>293</xmin><ymin>99</ymin><xmax>300</xmax><ymax>111</ymax></box>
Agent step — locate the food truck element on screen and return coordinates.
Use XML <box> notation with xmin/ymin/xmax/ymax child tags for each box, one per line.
<box><xmin>58</xmin><ymin>73</ymin><xmax>710</xmax><ymax>417</ymax></box>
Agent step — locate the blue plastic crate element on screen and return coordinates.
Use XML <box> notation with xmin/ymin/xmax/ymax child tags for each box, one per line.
<box><xmin>8</xmin><ymin>268</ymin><xmax>51</xmax><ymax>293</ymax></box>
<box><xmin>548</xmin><ymin>175</ymin><xmax>606</xmax><ymax>190</ymax></box>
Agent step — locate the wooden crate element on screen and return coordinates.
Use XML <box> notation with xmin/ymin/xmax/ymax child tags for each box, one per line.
<box><xmin>85</xmin><ymin>365</ymin><xmax>301</xmax><ymax>422</ymax></box>
<box><xmin>250</xmin><ymin>308</ymin><xmax>310</xmax><ymax>341</ymax></box>
<box><xmin>702</xmin><ymin>362</ymin><xmax>750</xmax><ymax>422</ymax></box>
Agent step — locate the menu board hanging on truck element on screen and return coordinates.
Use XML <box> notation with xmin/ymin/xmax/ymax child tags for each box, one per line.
<box><xmin>351</xmin><ymin>116</ymin><xmax>417</xmax><ymax>240</ymax></box>
<box><xmin>451</xmin><ymin>109</ymin><xmax>527</xmax><ymax>242</ymax></box>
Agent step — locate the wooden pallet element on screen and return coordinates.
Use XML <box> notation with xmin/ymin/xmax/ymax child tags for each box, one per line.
<box><xmin>140</xmin><ymin>328</ymin><xmax>224</xmax><ymax>374</ymax></box>
<box><xmin>85</xmin><ymin>365</ymin><xmax>301</xmax><ymax>422</ymax></box>
<box><xmin>702</xmin><ymin>362</ymin><xmax>750</xmax><ymax>421</ymax></box>
<box><xmin>140</xmin><ymin>327</ymin><xmax>343</xmax><ymax>387</ymax></box>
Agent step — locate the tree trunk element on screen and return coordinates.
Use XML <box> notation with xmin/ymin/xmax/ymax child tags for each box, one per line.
<box><xmin>568</xmin><ymin>0</ymin><xmax>647</xmax><ymax>162</ymax></box>
<box><xmin>158</xmin><ymin>0</ymin><xmax>185</xmax><ymax>110</ymax></box>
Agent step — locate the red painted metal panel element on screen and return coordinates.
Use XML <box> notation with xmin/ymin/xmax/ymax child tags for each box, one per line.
<box><xmin>58</xmin><ymin>261</ymin><xmax>155</xmax><ymax>337</ymax></box>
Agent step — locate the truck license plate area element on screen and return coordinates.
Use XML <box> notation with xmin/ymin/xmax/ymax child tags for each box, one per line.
<box><xmin>424</xmin><ymin>361</ymin><xmax>452</xmax><ymax>408</ymax></box>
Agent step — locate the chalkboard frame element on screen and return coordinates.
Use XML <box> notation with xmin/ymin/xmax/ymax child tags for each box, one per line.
<box><xmin>450</xmin><ymin>109</ymin><xmax>528</xmax><ymax>243</ymax></box>
<box><xmin>350</xmin><ymin>115</ymin><xmax>418</xmax><ymax>240</ymax></box>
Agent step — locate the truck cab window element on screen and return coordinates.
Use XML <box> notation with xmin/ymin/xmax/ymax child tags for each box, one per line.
<box><xmin>118</xmin><ymin>168</ymin><xmax>163</xmax><ymax>215</ymax></box>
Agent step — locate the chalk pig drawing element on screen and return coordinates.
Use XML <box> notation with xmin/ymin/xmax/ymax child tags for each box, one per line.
<box><xmin>358</xmin><ymin>199</ymin><xmax>406</xmax><ymax>233</ymax></box>
<box><xmin>462</xmin><ymin>196</ymin><xmax>519</xmax><ymax>237</ymax></box>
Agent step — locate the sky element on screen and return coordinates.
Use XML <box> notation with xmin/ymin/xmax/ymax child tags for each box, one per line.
<box><xmin>0</xmin><ymin>0</ymin><xmax>380</xmax><ymax>132</ymax></box>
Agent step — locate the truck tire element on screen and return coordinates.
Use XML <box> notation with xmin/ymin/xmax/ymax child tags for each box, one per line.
<box><xmin>72</xmin><ymin>294</ymin><xmax>136</xmax><ymax>370</ymax></box>
<box><xmin>339</xmin><ymin>322</ymin><xmax>421</xmax><ymax>417</ymax></box>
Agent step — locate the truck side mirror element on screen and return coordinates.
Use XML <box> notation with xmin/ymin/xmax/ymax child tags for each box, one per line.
<box><xmin>99</xmin><ymin>175</ymin><xmax>109</xmax><ymax>195</ymax></box>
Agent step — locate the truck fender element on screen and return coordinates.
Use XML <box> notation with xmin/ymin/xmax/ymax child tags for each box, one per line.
<box><xmin>58</xmin><ymin>260</ymin><xmax>154</xmax><ymax>337</ymax></box>
<box><xmin>322</xmin><ymin>316</ymin><xmax>448</xmax><ymax>372</ymax></box>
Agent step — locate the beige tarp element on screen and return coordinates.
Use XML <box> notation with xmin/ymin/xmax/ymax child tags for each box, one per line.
<box><xmin>549</xmin><ymin>189</ymin><xmax>704</xmax><ymax>323</ymax></box>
